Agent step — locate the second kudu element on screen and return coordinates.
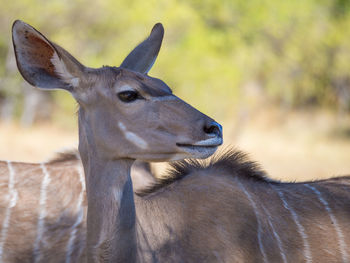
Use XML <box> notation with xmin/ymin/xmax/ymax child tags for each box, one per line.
<box><xmin>0</xmin><ymin>20</ymin><xmax>349</xmax><ymax>262</ymax></box>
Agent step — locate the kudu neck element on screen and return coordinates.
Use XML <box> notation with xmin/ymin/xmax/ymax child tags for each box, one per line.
<box><xmin>78</xmin><ymin>111</ymin><xmax>138</xmax><ymax>262</ymax></box>
<box><xmin>77</xmin><ymin>108</ymin><xmax>135</xmax><ymax>183</ymax></box>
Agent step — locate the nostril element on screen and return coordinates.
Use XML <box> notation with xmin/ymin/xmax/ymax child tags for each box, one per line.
<box><xmin>204</xmin><ymin>121</ymin><xmax>222</xmax><ymax>137</ymax></box>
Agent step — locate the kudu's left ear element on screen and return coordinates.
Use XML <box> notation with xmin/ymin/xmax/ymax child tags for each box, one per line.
<box><xmin>12</xmin><ymin>20</ymin><xmax>85</xmax><ymax>91</ymax></box>
<box><xmin>120</xmin><ymin>23</ymin><xmax>164</xmax><ymax>74</ymax></box>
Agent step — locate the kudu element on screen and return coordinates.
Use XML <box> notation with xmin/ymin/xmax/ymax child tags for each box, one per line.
<box><xmin>0</xmin><ymin>151</ymin><xmax>154</xmax><ymax>263</ymax></box>
<box><xmin>1</xmin><ymin>20</ymin><xmax>349</xmax><ymax>262</ymax></box>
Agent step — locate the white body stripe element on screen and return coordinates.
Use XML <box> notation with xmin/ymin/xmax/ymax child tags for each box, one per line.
<box><xmin>236</xmin><ymin>179</ymin><xmax>268</xmax><ymax>263</ymax></box>
<box><xmin>304</xmin><ymin>184</ymin><xmax>348</xmax><ymax>262</ymax></box>
<box><xmin>0</xmin><ymin>161</ymin><xmax>18</xmax><ymax>262</ymax></box>
<box><xmin>271</xmin><ymin>184</ymin><xmax>312</xmax><ymax>263</ymax></box>
<box><xmin>33</xmin><ymin>163</ymin><xmax>51</xmax><ymax>263</ymax></box>
<box><xmin>65</xmin><ymin>165</ymin><xmax>86</xmax><ymax>263</ymax></box>
<box><xmin>261</xmin><ymin>204</ymin><xmax>288</xmax><ymax>263</ymax></box>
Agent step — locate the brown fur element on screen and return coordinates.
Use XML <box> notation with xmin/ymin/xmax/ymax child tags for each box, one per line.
<box><xmin>1</xmin><ymin>150</ymin><xmax>350</xmax><ymax>262</ymax></box>
<box><xmin>138</xmin><ymin>148</ymin><xmax>268</xmax><ymax>196</ymax></box>
<box><xmin>0</xmin><ymin>158</ymin><xmax>86</xmax><ymax>263</ymax></box>
<box><xmin>47</xmin><ymin>150</ymin><xmax>79</xmax><ymax>164</ymax></box>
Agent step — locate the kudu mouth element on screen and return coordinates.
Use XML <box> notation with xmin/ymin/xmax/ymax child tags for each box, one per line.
<box><xmin>175</xmin><ymin>121</ymin><xmax>223</xmax><ymax>158</ymax></box>
<box><xmin>176</xmin><ymin>137</ymin><xmax>223</xmax><ymax>148</ymax></box>
<box><xmin>175</xmin><ymin>141</ymin><xmax>222</xmax><ymax>159</ymax></box>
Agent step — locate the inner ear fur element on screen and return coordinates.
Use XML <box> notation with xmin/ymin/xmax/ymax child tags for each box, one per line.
<box><xmin>12</xmin><ymin>20</ymin><xmax>85</xmax><ymax>91</ymax></box>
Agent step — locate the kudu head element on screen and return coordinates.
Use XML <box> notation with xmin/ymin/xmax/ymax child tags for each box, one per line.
<box><xmin>12</xmin><ymin>20</ymin><xmax>223</xmax><ymax>162</ymax></box>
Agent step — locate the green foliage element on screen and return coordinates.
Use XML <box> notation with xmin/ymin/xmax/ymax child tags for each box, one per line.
<box><xmin>1</xmin><ymin>0</ymin><xmax>350</xmax><ymax>125</ymax></box>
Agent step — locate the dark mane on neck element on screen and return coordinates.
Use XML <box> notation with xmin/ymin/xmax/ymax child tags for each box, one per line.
<box><xmin>137</xmin><ymin>148</ymin><xmax>271</xmax><ymax>196</ymax></box>
<box><xmin>47</xmin><ymin>149</ymin><xmax>80</xmax><ymax>164</ymax></box>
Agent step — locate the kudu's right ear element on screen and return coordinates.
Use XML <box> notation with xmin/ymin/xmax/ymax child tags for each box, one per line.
<box><xmin>12</xmin><ymin>20</ymin><xmax>85</xmax><ymax>91</ymax></box>
<box><xmin>120</xmin><ymin>23</ymin><xmax>164</xmax><ymax>74</ymax></box>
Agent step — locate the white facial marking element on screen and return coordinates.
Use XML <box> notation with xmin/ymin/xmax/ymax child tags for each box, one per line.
<box><xmin>192</xmin><ymin>137</ymin><xmax>222</xmax><ymax>147</ymax></box>
<box><xmin>65</xmin><ymin>165</ymin><xmax>86</xmax><ymax>263</ymax></box>
<box><xmin>113</xmin><ymin>188</ymin><xmax>123</xmax><ymax>203</ymax></box>
<box><xmin>117</xmin><ymin>84</ymin><xmax>134</xmax><ymax>93</ymax></box>
<box><xmin>271</xmin><ymin>184</ymin><xmax>312</xmax><ymax>263</ymax></box>
<box><xmin>51</xmin><ymin>53</ymin><xmax>80</xmax><ymax>88</ymax></box>
<box><xmin>304</xmin><ymin>184</ymin><xmax>348</xmax><ymax>262</ymax></box>
<box><xmin>118</xmin><ymin>122</ymin><xmax>148</xmax><ymax>149</ymax></box>
<box><xmin>236</xmin><ymin>179</ymin><xmax>268</xmax><ymax>263</ymax></box>
<box><xmin>33</xmin><ymin>163</ymin><xmax>51</xmax><ymax>263</ymax></box>
<box><xmin>0</xmin><ymin>161</ymin><xmax>18</xmax><ymax>261</ymax></box>
<box><xmin>151</xmin><ymin>95</ymin><xmax>177</xmax><ymax>102</ymax></box>
<box><xmin>261</xmin><ymin>204</ymin><xmax>288</xmax><ymax>263</ymax></box>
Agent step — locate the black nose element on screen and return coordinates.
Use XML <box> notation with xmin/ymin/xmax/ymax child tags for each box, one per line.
<box><xmin>204</xmin><ymin>121</ymin><xmax>223</xmax><ymax>138</ymax></box>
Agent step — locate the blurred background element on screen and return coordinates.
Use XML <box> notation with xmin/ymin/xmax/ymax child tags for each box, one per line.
<box><xmin>0</xmin><ymin>0</ymin><xmax>349</xmax><ymax>181</ymax></box>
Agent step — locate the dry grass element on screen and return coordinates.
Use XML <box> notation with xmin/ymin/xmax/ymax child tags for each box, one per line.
<box><xmin>224</xmin><ymin>108</ymin><xmax>350</xmax><ymax>181</ymax></box>
<box><xmin>0</xmin><ymin>109</ymin><xmax>349</xmax><ymax>182</ymax></box>
<box><xmin>0</xmin><ymin>122</ymin><xmax>78</xmax><ymax>162</ymax></box>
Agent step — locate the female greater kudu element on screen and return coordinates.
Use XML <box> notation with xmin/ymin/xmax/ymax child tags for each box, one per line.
<box><xmin>2</xmin><ymin>20</ymin><xmax>350</xmax><ymax>262</ymax></box>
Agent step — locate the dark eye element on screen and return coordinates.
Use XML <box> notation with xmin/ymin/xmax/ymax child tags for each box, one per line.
<box><xmin>117</xmin><ymin>90</ymin><xmax>142</xmax><ymax>103</ymax></box>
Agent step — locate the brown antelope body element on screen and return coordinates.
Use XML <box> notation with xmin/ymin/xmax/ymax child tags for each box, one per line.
<box><xmin>1</xmin><ymin>152</ymin><xmax>350</xmax><ymax>262</ymax></box>
<box><xmin>1</xmin><ymin>20</ymin><xmax>349</xmax><ymax>262</ymax></box>
<box><xmin>0</xmin><ymin>153</ymin><xmax>156</xmax><ymax>263</ymax></box>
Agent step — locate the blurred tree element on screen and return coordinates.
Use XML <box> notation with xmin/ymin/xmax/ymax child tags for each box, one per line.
<box><xmin>0</xmin><ymin>0</ymin><xmax>350</xmax><ymax>126</ymax></box>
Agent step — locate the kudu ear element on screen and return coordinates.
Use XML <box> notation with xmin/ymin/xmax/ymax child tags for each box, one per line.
<box><xmin>120</xmin><ymin>23</ymin><xmax>164</xmax><ymax>74</ymax></box>
<box><xmin>12</xmin><ymin>20</ymin><xmax>85</xmax><ymax>91</ymax></box>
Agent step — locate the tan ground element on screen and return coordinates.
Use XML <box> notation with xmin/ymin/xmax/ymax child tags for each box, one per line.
<box><xmin>0</xmin><ymin>122</ymin><xmax>78</xmax><ymax>162</ymax></box>
<box><xmin>0</xmin><ymin>109</ymin><xmax>349</xmax><ymax>182</ymax></box>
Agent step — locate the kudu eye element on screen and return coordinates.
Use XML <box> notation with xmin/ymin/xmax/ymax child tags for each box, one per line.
<box><xmin>117</xmin><ymin>90</ymin><xmax>142</xmax><ymax>103</ymax></box>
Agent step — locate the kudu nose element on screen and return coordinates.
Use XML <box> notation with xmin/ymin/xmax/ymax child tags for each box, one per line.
<box><xmin>203</xmin><ymin>121</ymin><xmax>223</xmax><ymax>138</ymax></box>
